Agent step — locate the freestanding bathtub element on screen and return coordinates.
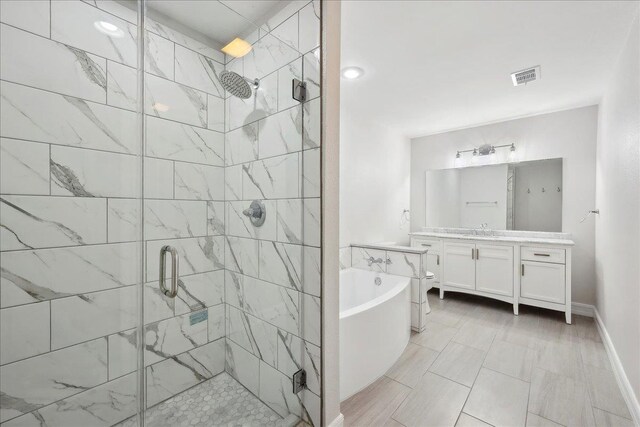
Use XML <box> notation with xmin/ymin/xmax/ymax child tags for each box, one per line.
<box><xmin>339</xmin><ymin>268</ymin><xmax>411</xmax><ymax>401</ymax></box>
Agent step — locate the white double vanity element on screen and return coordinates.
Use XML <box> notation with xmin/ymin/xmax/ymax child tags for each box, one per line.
<box><xmin>410</xmin><ymin>229</ymin><xmax>574</xmax><ymax>323</ymax></box>
<box><xmin>416</xmin><ymin>157</ymin><xmax>575</xmax><ymax>323</ymax></box>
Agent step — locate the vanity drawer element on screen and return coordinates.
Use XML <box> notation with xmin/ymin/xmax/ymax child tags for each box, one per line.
<box><xmin>521</xmin><ymin>246</ymin><xmax>565</xmax><ymax>264</ymax></box>
<box><xmin>411</xmin><ymin>238</ymin><xmax>441</xmax><ymax>250</ymax></box>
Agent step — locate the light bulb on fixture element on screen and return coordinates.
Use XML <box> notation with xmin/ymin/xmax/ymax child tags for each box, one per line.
<box><xmin>509</xmin><ymin>143</ymin><xmax>516</xmax><ymax>161</ymax></box>
<box><xmin>454</xmin><ymin>151</ymin><xmax>463</xmax><ymax>167</ymax></box>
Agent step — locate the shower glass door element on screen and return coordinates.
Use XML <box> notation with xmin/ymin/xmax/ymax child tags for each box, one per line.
<box><xmin>0</xmin><ymin>0</ymin><xmax>320</xmax><ymax>425</ymax></box>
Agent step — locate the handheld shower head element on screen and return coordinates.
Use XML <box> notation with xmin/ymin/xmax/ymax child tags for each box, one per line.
<box><xmin>219</xmin><ymin>70</ymin><xmax>259</xmax><ymax>99</ymax></box>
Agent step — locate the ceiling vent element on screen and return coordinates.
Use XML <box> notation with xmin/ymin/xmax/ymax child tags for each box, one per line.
<box><xmin>511</xmin><ymin>66</ymin><xmax>541</xmax><ymax>86</ymax></box>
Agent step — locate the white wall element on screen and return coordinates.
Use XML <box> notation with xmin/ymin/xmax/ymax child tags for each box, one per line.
<box><xmin>425</xmin><ymin>169</ymin><xmax>460</xmax><ymax>227</ymax></box>
<box><xmin>595</xmin><ymin>13</ymin><xmax>640</xmax><ymax>407</ymax></box>
<box><xmin>339</xmin><ymin>113</ymin><xmax>411</xmax><ymax>246</ymax></box>
<box><xmin>411</xmin><ymin>106</ymin><xmax>598</xmax><ymax>304</ymax></box>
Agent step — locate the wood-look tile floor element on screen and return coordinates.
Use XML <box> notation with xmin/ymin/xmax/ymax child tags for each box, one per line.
<box><xmin>341</xmin><ymin>290</ymin><xmax>634</xmax><ymax>427</ymax></box>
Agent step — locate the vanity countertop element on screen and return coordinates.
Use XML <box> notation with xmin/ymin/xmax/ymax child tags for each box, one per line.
<box><xmin>410</xmin><ymin>231</ymin><xmax>575</xmax><ymax>246</ymax></box>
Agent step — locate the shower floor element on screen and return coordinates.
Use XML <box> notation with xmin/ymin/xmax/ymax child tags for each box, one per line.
<box><xmin>116</xmin><ymin>373</ymin><xmax>285</xmax><ymax>427</ymax></box>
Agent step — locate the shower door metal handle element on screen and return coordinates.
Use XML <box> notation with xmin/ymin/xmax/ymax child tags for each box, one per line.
<box><xmin>159</xmin><ymin>245</ymin><xmax>179</xmax><ymax>298</ymax></box>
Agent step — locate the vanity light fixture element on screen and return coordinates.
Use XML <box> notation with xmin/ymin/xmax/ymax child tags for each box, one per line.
<box><xmin>94</xmin><ymin>21</ymin><xmax>124</xmax><ymax>38</ymax></box>
<box><xmin>342</xmin><ymin>66</ymin><xmax>364</xmax><ymax>79</ymax></box>
<box><xmin>456</xmin><ymin>143</ymin><xmax>516</xmax><ymax>162</ymax></box>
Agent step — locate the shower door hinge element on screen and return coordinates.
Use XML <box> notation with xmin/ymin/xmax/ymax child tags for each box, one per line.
<box><xmin>292</xmin><ymin>78</ymin><xmax>307</xmax><ymax>102</ymax></box>
<box><xmin>292</xmin><ymin>369</ymin><xmax>307</xmax><ymax>394</ymax></box>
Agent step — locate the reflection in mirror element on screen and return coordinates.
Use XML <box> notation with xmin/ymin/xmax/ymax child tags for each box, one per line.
<box><xmin>425</xmin><ymin>158</ymin><xmax>562</xmax><ymax>232</ymax></box>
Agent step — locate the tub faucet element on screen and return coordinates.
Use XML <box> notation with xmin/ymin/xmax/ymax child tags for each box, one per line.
<box><xmin>366</xmin><ymin>256</ymin><xmax>384</xmax><ymax>266</ymax></box>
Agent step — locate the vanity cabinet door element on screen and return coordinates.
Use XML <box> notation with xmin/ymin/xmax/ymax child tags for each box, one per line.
<box><xmin>520</xmin><ymin>261</ymin><xmax>565</xmax><ymax>304</ymax></box>
<box><xmin>443</xmin><ymin>242</ymin><xmax>475</xmax><ymax>290</ymax></box>
<box><xmin>475</xmin><ymin>244</ymin><xmax>514</xmax><ymax>296</ymax></box>
<box><xmin>426</xmin><ymin>252</ymin><xmax>441</xmax><ymax>284</ymax></box>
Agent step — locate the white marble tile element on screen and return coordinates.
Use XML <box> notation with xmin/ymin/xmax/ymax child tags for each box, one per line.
<box><xmin>88</xmin><ymin>0</ymin><xmax>137</xmax><ymax>24</ymax></box>
<box><xmin>208</xmin><ymin>304</ymin><xmax>225</xmax><ymax>342</ymax></box>
<box><xmin>303</xmin><ymin>198</ymin><xmax>321</xmax><ymax>247</ymax></box>
<box><xmin>143</xmin><ymin>199</ymin><xmax>207</xmax><ymax>240</ymax></box>
<box><xmin>225</xmin><ymin>164</ymin><xmax>243</xmax><ymax>201</ymax></box>
<box><xmin>298</xmin><ymin>1</ymin><xmax>320</xmax><ymax>54</ymax></box>
<box><xmin>351</xmin><ymin>247</ymin><xmax>386</xmax><ymax>273</ymax></box>
<box><xmin>225</xmin><ymin>123</ymin><xmax>258</xmax><ymax>166</ymax></box>
<box><xmin>225</xmin><ymin>339</ymin><xmax>260</xmax><ymax>396</ymax></box>
<box><xmin>146</xmin><ymin>236</ymin><xmax>224</xmax><ymax>282</ymax></box>
<box><xmin>207</xmin><ymin>201</ymin><xmax>225</xmax><ymax>235</ymax></box>
<box><xmin>259</xmin><ymin>106</ymin><xmax>303</xmax><ymax>159</ymax></box>
<box><xmin>243</xmin><ymin>153</ymin><xmax>299</xmax><ymax>199</ymax></box>
<box><xmin>145</xmin><ymin>73</ymin><xmax>208</xmax><ymax>128</ymax></box>
<box><xmin>145</xmin><ymin>30</ymin><xmax>174</xmax><ymax>80</ymax></box>
<box><xmin>225</xmin><ymin>236</ymin><xmax>259</xmax><ymax>277</ymax></box>
<box><xmin>0</xmin><ymin>138</ymin><xmax>50</xmax><ymax>195</ymax></box>
<box><xmin>260</xmin><ymin>1</ymin><xmax>308</xmax><ymax>34</ymax></box>
<box><xmin>0</xmin><ymin>302</ymin><xmax>50</xmax><ymax>365</ymax></box>
<box><xmin>174</xmin><ymin>45</ymin><xmax>225</xmax><ymax>97</ymax></box>
<box><xmin>1</xmin><ymin>195</ymin><xmax>107</xmax><ymax>251</ymax></box>
<box><xmin>0</xmin><ymin>0</ymin><xmax>50</xmax><ymax>37</ymax></box>
<box><xmin>146</xmin><ymin>339</ymin><xmax>224</xmax><ymax>408</ymax></box>
<box><xmin>303</xmin><ymin>49</ymin><xmax>321</xmax><ymax>101</ymax></box>
<box><xmin>302</xmin><ymin>148</ymin><xmax>320</xmax><ymax>198</ymax></box>
<box><xmin>0</xmin><ymin>242</ymin><xmax>139</xmax><ymax>308</ymax></box>
<box><xmin>4</xmin><ymin>373</ymin><xmax>137</xmax><ymax>427</ymax></box>
<box><xmin>303</xmin><ymin>97</ymin><xmax>321</xmax><ymax>149</ymax></box>
<box><xmin>1</xmin><ymin>81</ymin><xmax>138</xmax><ymax>154</ymax></box>
<box><xmin>227</xmin><ymin>72</ymin><xmax>278</xmax><ymax>131</ymax></box>
<box><xmin>227</xmin><ymin>305</ymin><xmax>278</xmax><ymax>367</ymax></box>
<box><xmin>303</xmin><ymin>246</ymin><xmax>321</xmax><ymax>297</ymax></box>
<box><xmin>51</xmin><ymin>145</ymin><xmax>138</xmax><ymax>197</ymax></box>
<box><xmin>259</xmin><ymin>361</ymin><xmax>302</xmax><ymax>418</ymax></box>
<box><xmin>302</xmin><ymin>389</ymin><xmax>321</xmax><ymax>427</ymax></box>
<box><xmin>174</xmin><ymin>270</ymin><xmax>225</xmax><ymax>316</ymax></box>
<box><xmin>145</xmin><ymin>18</ymin><xmax>225</xmax><ymax>64</ymax></box>
<box><xmin>106</xmin><ymin>60</ymin><xmax>137</xmax><ymax>111</ymax></box>
<box><xmin>0</xmin><ymin>338</ymin><xmax>107</xmax><ymax>422</ymax></box>
<box><xmin>174</xmin><ymin>162</ymin><xmax>224</xmax><ymax>201</ymax></box>
<box><xmin>259</xmin><ymin>240</ymin><xmax>303</xmax><ymax>290</ymax></box>
<box><xmin>339</xmin><ymin>247</ymin><xmax>352</xmax><ymax>270</ymax></box>
<box><xmin>225</xmin><ymin>271</ymin><xmax>300</xmax><ymax>335</ymax></box>
<box><xmin>207</xmin><ymin>95</ymin><xmax>225</xmax><ymax>132</ymax></box>
<box><xmin>144</xmin><ymin>311</ymin><xmax>208</xmax><ymax>367</ymax></box>
<box><xmin>303</xmin><ymin>293</ymin><xmax>321</xmax><ymax>346</ymax></box>
<box><xmin>144</xmin><ymin>156</ymin><xmax>174</xmax><ymax>199</ymax></box>
<box><xmin>226</xmin><ymin>200</ymin><xmax>277</xmax><ymax>241</ymax></box>
<box><xmin>144</xmin><ymin>282</ymin><xmax>175</xmax><ymax>326</ymax></box>
<box><xmin>146</xmin><ymin>116</ymin><xmax>224</xmax><ymax>166</ymax></box>
<box><xmin>1</xmin><ymin>24</ymin><xmax>106</xmax><ymax>103</ymax></box>
<box><xmin>50</xmin><ymin>285</ymin><xmax>137</xmax><ymax>349</ymax></box>
<box><xmin>277</xmin><ymin>58</ymin><xmax>303</xmax><ymax>112</ymax></box>
<box><xmin>108</xmin><ymin>328</ymin><xmax>137</xmax><ymax>380</ymax></box>
<box><xmin>277</xmin><ymin>199</ymin><xmax>303</xmax><ymax>244</ymax></box>
<box><xmin>107</xmin><ymin>198</ymin><xmax>139</xmax><ymax>243</ymax></box>
<box><xmin>51</xmin><ymin>0</ymin><xmax>137</xmax><ymax>67</ymax></box>
<box><xmin>386</xmin><ymin>251</ymin><xmax>422</xmax><ymax>278</ymax></box>
<box><xmin>271</xmin><ymin>13</ymin><xmax>298</xmax><ymax>51</ymax></box>
<box><xmin>277</xmin><ymin>331</ymin><xmax>321</xmax><ymax>396</ymax></box>
<box><xmin>244</xmin><ymin>34</ymin><xmax>300</xmax><ymax>80</ymax></box>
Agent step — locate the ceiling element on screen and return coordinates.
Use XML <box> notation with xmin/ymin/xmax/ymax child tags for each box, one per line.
<box><xmin>340</xmin><ymin>1</ymin><xmax>639</xmax><ymax>138</ymax></box>
<box><xmin>147</xmin><ymin>0</ymin><xmax>285</xmax><ymax>47</ymax></box>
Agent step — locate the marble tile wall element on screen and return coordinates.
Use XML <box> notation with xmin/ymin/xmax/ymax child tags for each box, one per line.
<box><xmin>350</xmin><ymin>245</ymin><xmax>431</xmax><ymax>333</ymax></box>
<box><xmin>0</xmin><ymin>0</ymin><xmax>227</xmax><ymax>425</ymax></box>
<box><xmin>1</xmin><ymin>0</ymin><xmax>322</xmax><ymax>426</ymax></box>
<box><xmin>222</xmin><ymin>1</ymin><xmax>321</xmax><ymax>425</ymax></box>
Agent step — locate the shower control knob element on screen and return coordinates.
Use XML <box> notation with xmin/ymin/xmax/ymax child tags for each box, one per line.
<box><xmin>242</xmin><ymin>200</ymin><xmax>266</xmax><ymax>227</ymax></box>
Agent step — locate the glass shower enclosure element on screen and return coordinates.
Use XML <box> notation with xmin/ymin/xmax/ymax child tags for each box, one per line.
<box><xmin>0</xmin><ymin>0</ymin><xmax>322</xmax><ymax>425</ymax></box>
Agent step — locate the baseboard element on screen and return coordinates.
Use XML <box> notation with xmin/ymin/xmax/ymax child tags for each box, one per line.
<box><xmin>594</xmin><ymin>308</ymin><xmax>640</xmax><ymax>425</ymax></box>
<box><xmin>571</xmin><ymin>302</ymin><xmax>595</xmax><ymax>317</ymax></box>
<box><xmin>328</xmin><ymin>413</ymin><xmax>344</xmax><ymax>427</ymax></box>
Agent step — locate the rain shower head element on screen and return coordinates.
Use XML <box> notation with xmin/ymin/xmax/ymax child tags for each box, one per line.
<box><xmin>219</xmin><ymin>70</ymin><xmax>259</xmax><ymax>99</ymax></box>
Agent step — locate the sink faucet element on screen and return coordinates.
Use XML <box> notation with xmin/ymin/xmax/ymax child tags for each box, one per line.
<box><xmin>366</xmin><ymin>256</ymin><xmax>384</xmax><ymax>266</ymax></box>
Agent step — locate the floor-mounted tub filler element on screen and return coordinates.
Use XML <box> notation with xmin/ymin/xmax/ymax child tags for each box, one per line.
<box><xmin>339</xmin><ymin>268</ymin><xmax>411</xmax><ymax>401</ymax></box>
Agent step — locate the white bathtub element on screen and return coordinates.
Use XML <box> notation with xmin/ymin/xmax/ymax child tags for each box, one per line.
<box><xmin>339</xmin><ymin>268</ymin><xmax>411</xmax><ymax>401</ymax></box>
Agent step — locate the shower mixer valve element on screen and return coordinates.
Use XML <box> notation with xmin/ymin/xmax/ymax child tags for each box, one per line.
<box><xmin>242</xmin><ymin>200</ymin><xmax>266</xmax><ymax>227</ymax></box>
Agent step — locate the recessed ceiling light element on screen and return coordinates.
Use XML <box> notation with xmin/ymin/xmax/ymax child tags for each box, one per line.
<box><xmin>342</xmin><ymin>66</ymin><xmax>364</xmax><ymax>80</ymax></box>
<box><xmin>221</xmin><ymin>38</ymin><xmax>252</xmax><ymax>58</ymax></box>
<box><xmin>94</xmin><ymin>21</ymin><xmax>124</xmax><ymax>38</ymax></box>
